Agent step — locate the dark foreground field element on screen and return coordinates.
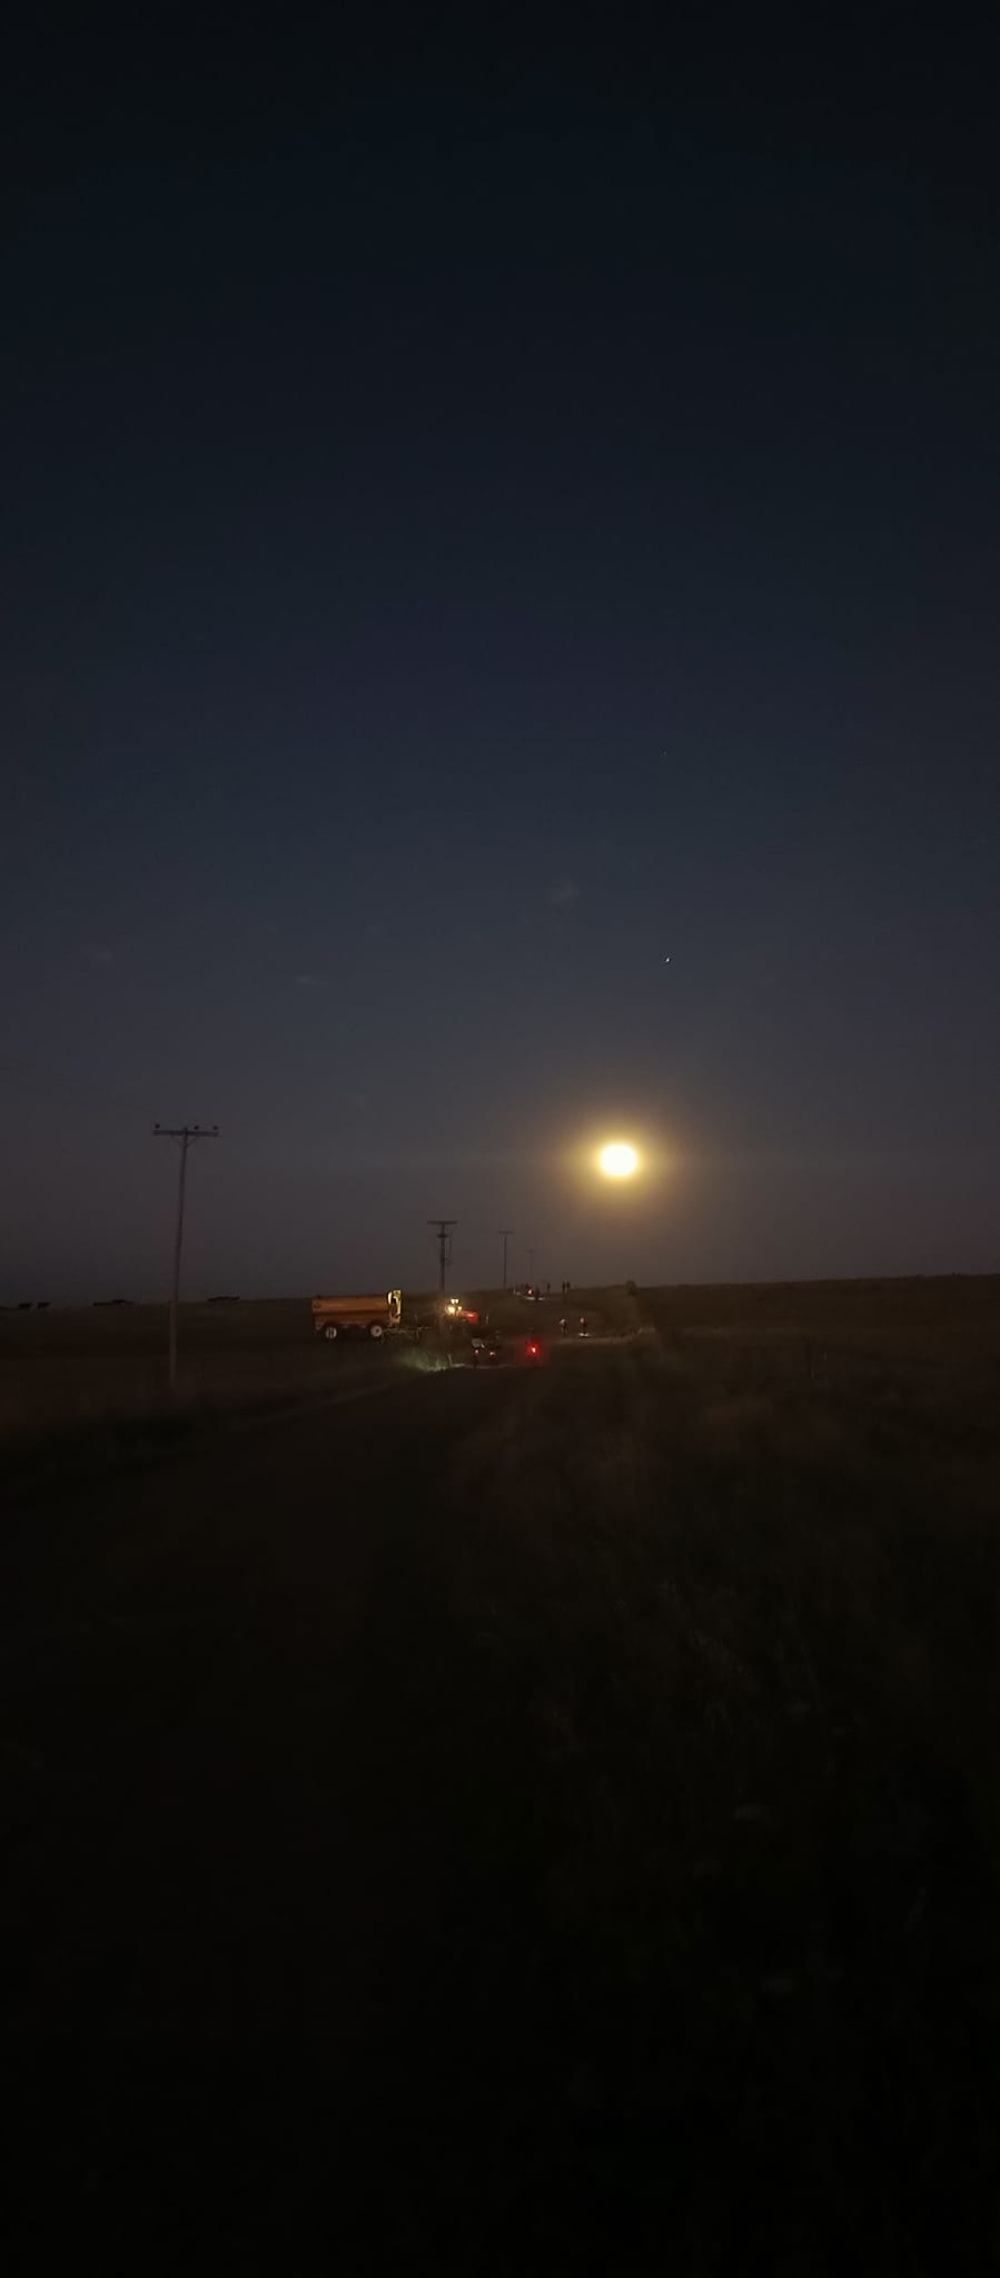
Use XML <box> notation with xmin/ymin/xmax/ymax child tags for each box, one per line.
<box><xmin>3</xmin><ymin>1304</ymin><xmax>999</xmax><ymax>2272</ymax></box>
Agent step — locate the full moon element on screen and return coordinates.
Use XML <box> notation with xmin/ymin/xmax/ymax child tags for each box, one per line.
<box><xmin>599</xmin><ymin>1141</ymin><xmax>639</xmax><ymax>1179</ymax></box>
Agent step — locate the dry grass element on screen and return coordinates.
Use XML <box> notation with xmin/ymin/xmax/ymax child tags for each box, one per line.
<box><xmin>0</xmin><ymin>1286</ymin><xmax>642</xmax><ymax>1450</ymax></box>
<box><xmin>3</xmin><ymin>1285</ymin><xmax>999</xmax><ymax>2267</ymax></box>
<box><xmin>438</xmin><ymin>1337</ymin><xmax>1000</xmax><ymax>2268</ymax></box>
<box><xmin>0</xmin><ymin>1299</ymin><xmax>418</xmax><ymax>1490</ymax></box>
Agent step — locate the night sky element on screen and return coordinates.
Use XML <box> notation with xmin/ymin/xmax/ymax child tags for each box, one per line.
<box><xmin>4</xmin><ymin>15</ymin><xmax>1000</xmax><ymax>1300</ymax></box>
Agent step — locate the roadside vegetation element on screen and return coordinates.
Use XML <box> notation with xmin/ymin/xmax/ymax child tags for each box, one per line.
<box><xmin>3</xmin><ymin>1278</ymin><xmax>998</xmax><ymax>2267</ymax></box>
<box><xmin>436</xmin><ymin>1333</ymin><xmax>1000</xmax><ymax>2268</ymax></box>
<box><xmin>0</xmin><ymin>1300</ymin><xmax>410</xmax><ymax>1492</ymax></box>
<box><xmin>0</xmin><ymin>1286</ymin><xmax>634</xmax><ymax>1480</ymax></box>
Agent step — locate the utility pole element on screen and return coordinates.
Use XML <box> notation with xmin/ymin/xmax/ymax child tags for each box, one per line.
<box><xmin>499</xmin><ymin>1228</ymin><xmax>513</xmax><ymax>1290</ymax></box>
<box><xmin>427</xmin><ymin>1218</ymin><xmax>457</xmax><ymax>1295</ymax></box>
<box><xmin>154</xmin><ymin>1124</ymin><xmax>219</xmax><ymax>1391</ymax></box>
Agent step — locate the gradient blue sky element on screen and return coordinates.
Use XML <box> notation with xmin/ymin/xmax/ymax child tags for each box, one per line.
<box><xmin>3</xmin><ymin>14</ymin><xmax>999</xmax><ymax>1298</ymax></box>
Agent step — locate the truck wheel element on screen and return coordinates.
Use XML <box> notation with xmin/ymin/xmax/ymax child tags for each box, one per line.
<box><xmin>368</xmin><ymin>1321</ymin><xmax>385</xmax><ymax>1341</ymax></box>
<box><xmin>322</xmin><ymin>1322</ymin><xmax>339</xmax><ymax>1342</ymax></box>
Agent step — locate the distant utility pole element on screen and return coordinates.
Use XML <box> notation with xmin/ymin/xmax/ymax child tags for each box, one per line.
<box><xmin>153</xmin><ymin>1124</ymin><xmax>219</xmax><ymax>1391</ymax></box>
<box><xmin>499</xmin><ymin>1229</ymin><xmax>513</xmax><ymax>1290</ymax></box>
<box><xmin>427</xmin><ymin>1218</ymin><xmax>457</xmax><ymax>1294</ymax></box>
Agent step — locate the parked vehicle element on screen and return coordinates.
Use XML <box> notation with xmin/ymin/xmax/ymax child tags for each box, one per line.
<box><xmin>312</xmin><ymin>1289</ymin><xmax>403</xmax><ymax>1343</ymax></box>
<box><xmin>443</xmin><ymin>1297</ymin><xmax>480</xmax><ymax>1325</ymax></box>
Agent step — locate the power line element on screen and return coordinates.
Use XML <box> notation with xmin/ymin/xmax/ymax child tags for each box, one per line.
<box><xmin>427</xmin><ymin>1218</ymin><xmax>457</xmax><ymax>1295</ymax></box>
<box><xmin>153</xmin><ymin>1124</ymin><xmax>219</xmax><ymax>1390</ymax></box>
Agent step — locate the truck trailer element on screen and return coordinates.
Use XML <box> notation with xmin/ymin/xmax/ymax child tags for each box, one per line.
<box><xmin>312</xmin><ymin>1289</ymin><xmax>403</xmax><ymax>1343</ymax></box>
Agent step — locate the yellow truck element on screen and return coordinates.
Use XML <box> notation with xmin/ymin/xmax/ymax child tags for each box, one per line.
<box><xmin>312</xmin><ymin>1289</ymin><xmax>403</xmax><ymax>1344</ymax></box>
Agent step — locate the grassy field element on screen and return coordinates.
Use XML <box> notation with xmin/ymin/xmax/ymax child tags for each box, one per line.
<box><xmin>443</xmin><ymin>1341</ymin><xmax>1000</xmax><ymax>2269</ymax></box>
<box><xmin>0</xmin><ymin>1283</ymin><xmax>641</xmax><ymax>1450</ymax></box>
<box><xmin>3</xmin><ymin>1283</ymin><xmax>1000</xmax><ymax>2267</ymax></box>
<box><xmin>3</xmin><ymin>1274</ymin><xmax>996</xmax><ymax>1440</ymax></box>
<box><xmin>0</xmin><ymin>1296</ymin><xmax>399</xmax><ymax>1445</ymax></box>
